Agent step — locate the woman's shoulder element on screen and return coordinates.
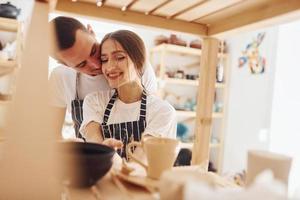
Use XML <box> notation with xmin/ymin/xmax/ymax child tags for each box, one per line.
<box><xmin>146</xmin><ymin>94</ymin><xmax>176</xmax><ymax>114</ymax></box>
<box><xmin>85</xmin><ymin>90</ymin><xmax>115</xmax><ymax>102</ymax></box>
<box><xmin>85</xmin><ymin>90</ymin><xmax>115</xmax><ymax>100</ymax></box>
<box><xmin>49</xmin><ymin>65</ymin><xmax>77</xmax><ymax>88</ymax></box>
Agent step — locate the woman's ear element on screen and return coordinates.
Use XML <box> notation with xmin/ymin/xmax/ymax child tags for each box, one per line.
<box><xmin>87</xmin><ymin>24</ymin><xmax>96</xmax><ymax>36</ymax></box>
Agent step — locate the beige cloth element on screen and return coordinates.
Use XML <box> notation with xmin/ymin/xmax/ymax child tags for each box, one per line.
<box><xmin>160</xmin><ymin>166</ymin><xmax>237</xmax><ymax>200</ymax></box>
<box><xmin>246</xmin><ymin>150</ymin><xmax>292</xmax><ymax>186</ymax></box>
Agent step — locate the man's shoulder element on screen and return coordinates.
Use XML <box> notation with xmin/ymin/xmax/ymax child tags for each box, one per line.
<box><xmin>49</xmin><ymin>65</ymin><xmax>77</xmax><ymax>85</ymax></box>
<box><xmin>50</xmin><ymin>65</ymin><xmax>76</xmax><ymax>77</ymax></box>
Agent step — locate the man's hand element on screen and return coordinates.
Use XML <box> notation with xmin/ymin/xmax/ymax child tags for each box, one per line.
<box><xmin>102</xmin><ymin>138</ymin><xmax>123</xmax><ymax>150</ymax></box>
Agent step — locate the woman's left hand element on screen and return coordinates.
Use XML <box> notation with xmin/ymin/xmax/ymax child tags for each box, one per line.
<box><xmin>102</xmin><ymin>138</ymin><xmax>123</xmax><ymax>150</ymax></box>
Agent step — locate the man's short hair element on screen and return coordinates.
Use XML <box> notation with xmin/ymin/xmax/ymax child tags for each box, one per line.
<box><xmin>50</xmin><ymin>16</ymin><xmax>88</xmax><ymax>51</ymax></box>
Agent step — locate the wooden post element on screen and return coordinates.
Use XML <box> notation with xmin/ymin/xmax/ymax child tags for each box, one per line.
<box><xmin>216</xmin><ymin>41</ymin><xmax>229</xmax><ymax>173</ymax></box>
<box><xmin>0</xmin><ymin>1</ymin><xmax>60</xmax><ymax>198</ymax></box>
<box><xmin>192</xmin><ymin>38</ymin><xmax>219</xmax><ymax>168</ymax></box>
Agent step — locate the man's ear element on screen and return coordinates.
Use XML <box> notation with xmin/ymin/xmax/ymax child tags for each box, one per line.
<box><xmin>87</xmin><ymin>24</ymin><xmax>96</xmax><ymax>36</ymax></box>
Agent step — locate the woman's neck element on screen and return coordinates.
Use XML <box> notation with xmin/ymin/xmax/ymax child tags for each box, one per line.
<box><xmin>117</xmin><ymin>81</ymin><xmax>143</xmax><ymax>103</ymax></box>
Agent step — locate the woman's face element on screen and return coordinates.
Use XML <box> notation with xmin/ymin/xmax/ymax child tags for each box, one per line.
<box><xmin>100</xmin><ymin>39</ymin><xmax>138</xmax><ymax>88</ymax></box>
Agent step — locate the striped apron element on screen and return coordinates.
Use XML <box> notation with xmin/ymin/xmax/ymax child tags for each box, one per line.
<box><xmin>101</xmin><ymin>89</ymin><xmax>147</xmax><ymax>159</ymax></box>
<box><xmin>71</xmin><ymin>73</ymin><xmax>85</xmax><ymax>139</ymax></box>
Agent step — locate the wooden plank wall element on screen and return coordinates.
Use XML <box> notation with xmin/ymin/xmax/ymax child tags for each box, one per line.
<box><xmin>0</xmin><ymin>1</ymin><xmax>60</xmax><ymax>198</ymax></box>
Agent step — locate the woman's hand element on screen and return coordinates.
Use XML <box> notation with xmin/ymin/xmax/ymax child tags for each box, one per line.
<box><xmin>102</xmin><ymin>138</ymin><xmax>123</xmax><ymax>150</ymax></box>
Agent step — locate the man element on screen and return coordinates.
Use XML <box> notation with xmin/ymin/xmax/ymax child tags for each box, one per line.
<box><xmin>49</xmin><ymin>16</ymin><xmax>157</xmax><ymax>138</ymax></box>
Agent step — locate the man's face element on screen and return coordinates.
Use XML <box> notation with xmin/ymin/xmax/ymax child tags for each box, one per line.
<box><xmin>58</xmin><ymin>30</ymin><xmax>102</xmax><ymax>76</ymax></box>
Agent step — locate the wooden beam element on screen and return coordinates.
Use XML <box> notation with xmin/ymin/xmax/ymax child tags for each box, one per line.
<box><xmin>0</xmin><ymin>1</ymin><xmax>60</xmax><ymax>198</ymax></box>
<box><xmin>208</xmin><ymin>0</ymin><xmax>300</xmax><ymax>37</ymax></box>
<box><xmin>146</xmin><ymin>0</ymin><xmax>173</xmax><ymax>15</ymax></box>
<box><xmin>123</xmin><ymin>0</ymin><xmax>138</xmax><ymax>11</ymax></box>
<box><xmin>175</xmin><ymin>0</ymin><xmax>242</xmax><ymax>22</ymax></box>
<box><xmin>152</xmin><ymin>0</ymin><xmax>201</xmax><ymax>17</ymax></box>
<box><xmin>191</xmin><ymin>38</ymin><xmax>218</xmax><ymax>167</ymax></box>
<box><xmin>194</xmin><ymin>0</ymin><xmax>246</xmax><ymax>23</ymax></box>
<box><xmin>55</xmin><ymin>0</ymin><xmax>208</xmax><ymax>36</ymax></box>
<box><xmin>169</xmin><ymin>0</ymin><xmax>208</xmax><ymax>19</ymax></box>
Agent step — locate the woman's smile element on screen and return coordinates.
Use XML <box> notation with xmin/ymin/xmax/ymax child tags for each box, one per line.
<box><xmin>106</xmin><ymin>71</ymin><xmax>124</xmax><ymax>81</ymax></box>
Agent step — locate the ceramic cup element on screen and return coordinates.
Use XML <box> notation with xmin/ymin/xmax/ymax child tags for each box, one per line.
<box><xmin>127</xmin><ymin>137</ymin><xmax>179</xmax><ymax>179</ymax></box>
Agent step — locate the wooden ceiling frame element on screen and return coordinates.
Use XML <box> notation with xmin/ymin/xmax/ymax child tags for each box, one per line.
<box><xmin>173</xmin><ymin>0</ymin><xmax>245</xmax><ymax>22</ymax></box>
<box><xmin>168</xmin><ymin>0</ymin><xmax>208</xmax><ymax>20</ymax></box>
<box><xmin>208</xmin><ymin>0</ymin><xmax>300</xmax><ymax>36</ymax></box>
<box><xmin>100</xmin><ymin>0</ymin><xmax>107</xmax><ymax>7</ymax></box>
<box><xmin>122</xmin><ymin>0</ymin><xmax>138</xmax><ymax>11</ymax></box>
<box><xmin>55</xmin><ymin>0</ymin><xmax>208</xmax><ymax>36</ymax></box>
<box><xmin>193</xmin><ymin>0</ymin><xmax>245</xmax><ymax>24</ymax></box>
<box><xmin>146</xmin><ymin>0</ymin><xmax>173</xmax><ymax>15</ymax></box>
<box><xmin>55</xmin><ymin>0</ymin><xmax>300</xmax><ymax>37</ymax></box>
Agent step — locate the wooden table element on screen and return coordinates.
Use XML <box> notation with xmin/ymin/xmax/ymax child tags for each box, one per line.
<box><xmin>66</xmin><ymin>164</ymin><xmax>237</xmax><ymax>200</ymax></box>
<box><xmin>66</xmin><ymin>172</ymin><xmax>156</xmax><ymax>200</ymax></box>
<box><xmin>66</xmin><ymin>157</ymin><xmax>158</xmax><ymax>200</ymax></box>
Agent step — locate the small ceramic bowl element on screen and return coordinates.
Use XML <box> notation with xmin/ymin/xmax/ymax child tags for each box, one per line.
<box><xmin>59</xmin><ymin>141</ymin><xmax>115</xmax><ymax>187</ymax></box>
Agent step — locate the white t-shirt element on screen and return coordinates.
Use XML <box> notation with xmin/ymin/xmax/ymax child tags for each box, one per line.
<box><xmin>80</xmin><ymin>90</ymin><xmax>177</xmax><ymax>139</ymax></box>
<box><xmin>49</xmin><ymin>61</ymin><xmax>158</xmax><ymax>113</ymax></box>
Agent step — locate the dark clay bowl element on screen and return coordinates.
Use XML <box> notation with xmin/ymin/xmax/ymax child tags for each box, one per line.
<box><xmin>59</xmin><ymin>141</ymin><xmax>115</xmax><ymax>188</ymax></box>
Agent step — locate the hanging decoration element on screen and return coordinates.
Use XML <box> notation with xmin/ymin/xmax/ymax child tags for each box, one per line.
<box><xmin>238</xmin><ymin>32</ymin><xmax>266</xmax><ymax>74</ymax></box>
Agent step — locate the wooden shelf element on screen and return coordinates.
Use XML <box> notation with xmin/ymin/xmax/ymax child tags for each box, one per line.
<box><xmin>0</xmin><ymin>60</ymin><xmax>17</xmax><ymax>77</ymax></box>
<box><xmin>165</xmin><ymin>78</ymin><xmax>198</xmax><ymax>86</ymax></box>
<box><xmin>0</xmin><ymin>17</ymin><xmax>20</xmax><ymax>77</ymax></box>
<box><xmin>212</xmin><ymin>112</ymin><xmax>224</xmax><ymax>118</ymax></box>
<box><xmin>163</xmin><ymin>78</ymin><xmax>226</xmax><ymax>88</ymax></box>
<box><xmin>176</xmin><ymin>110</ymin><xmax>196</xmax><ymax>118</ymax></box>
<box><xmin>0</xmin><ymin>17</ymin><xmax>18</xmax><ymax>32</ymax></box>
<box><xmin>0</xmin><ymin>60</ymin><xmax>17</xmax><ymax>68</ymax></box>
<box><xmin>176</xmin><ymin>110</ymin><xmax>224</xmax><ymax>118</ymax></box>
<box><xmin>150</xmin><ymin>40</ymin><xmax>228</xmax><ymax>173</ymax></box>
<box><xmin>151</xmin><ymin>43</ymin><xmax>226</xmax><ymax>57</ymax></box>
<box><xmin>215</xmin><ymin>82</ymin><xmax>226</xmax><ymax>89</ymax></box>
<box><xmin>151</xmin><ymin>43</ymin><xmax>201</xmax><ymax>56</ymax></box>
<box><xmin>0</xmin><ymin>100</ymin><xmax>10</xmax><ymax>104</ymax></box>
<box><xmin>0</xmin><ymin>18</ymin><xmax>21</xmax><ymax>140</ymax></box>
<box><xmin>180</xmin><ymin>142</ymin><xmax>220</xmax><ymax>149</ymax></box>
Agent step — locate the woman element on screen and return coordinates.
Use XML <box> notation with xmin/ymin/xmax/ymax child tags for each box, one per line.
<box><xmin>80</xmin><ymin>30</ymin><xmax>176</xmax><ymax>159</ymax></box>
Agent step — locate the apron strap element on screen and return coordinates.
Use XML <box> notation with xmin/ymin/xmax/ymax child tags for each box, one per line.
<box><xmin>75</xmin><ymin>72</ymin><xmax>80</xmax><ymax>100</ymax></box>
<box><xmin>102</xmin><ymin>89</ymin><xmax>118</xmax><ymax>125</ymax></box>
<box><xmin>139</xmin><ymin>89</ymin><xmax>147</xmax><ymax>121</ymax></box>
<box><xmin>102</xmin><ymin>88</ymin><xmax>147</xmax><ymax>125</ymax></box>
